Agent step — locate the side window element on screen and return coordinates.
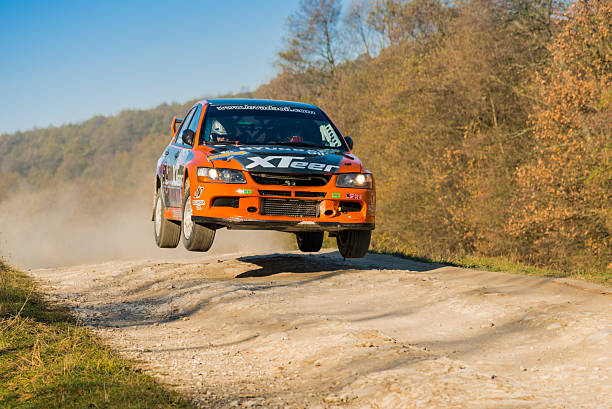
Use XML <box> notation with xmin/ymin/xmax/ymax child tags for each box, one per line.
<box><xmin>199</xmin><ymin>115</ymin><xmax>213</xmax><ymax>145</ymax></box>
<box><xmin>175</xmin><ymin>107</ymin><xmax>196</xmax><ymax>145</ymax></box>
<box><xmin>184</xmin><ymin>106</ymin><xmax>201</xmax><ymax>146</ymax></box>
<box><xmin>188</xmin><ymin>106</ymin><xmax>201</xmax><ymax>133</ymax></box>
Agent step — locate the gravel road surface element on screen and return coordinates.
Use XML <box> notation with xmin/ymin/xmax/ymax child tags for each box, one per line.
<box><xmin>31</xmin><ymin>250</ymin><xmax>611</xmax><ymax>408</ymax></box>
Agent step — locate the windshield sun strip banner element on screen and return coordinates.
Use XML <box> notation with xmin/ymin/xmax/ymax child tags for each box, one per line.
<box><xmin>213</xmin><ymin>105</ymin><xmax>317</xmax><ymax>115</ymax></box>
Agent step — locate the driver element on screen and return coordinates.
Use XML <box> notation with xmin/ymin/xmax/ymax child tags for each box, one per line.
<box><xmin>211</xmin><ymin>119</ymin><xmax>233</xmax><ymax>142</ymax></box>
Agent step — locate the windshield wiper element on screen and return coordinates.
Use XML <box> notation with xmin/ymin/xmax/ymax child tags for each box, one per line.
<box><xmin>207</xmin><ymin>141</ymin><xmax>241</xmax><ymax>146</ymax></box>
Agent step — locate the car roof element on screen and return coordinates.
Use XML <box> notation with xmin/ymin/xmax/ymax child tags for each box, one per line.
<box><xmin>200</xmin><ymin>98</ymin><xmax>319</xmax><ymax>110</ymax></box>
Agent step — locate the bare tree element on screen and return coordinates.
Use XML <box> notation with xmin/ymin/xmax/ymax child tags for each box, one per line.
<box><xmin>278</xmin><ymin>0</ymin><xmax>343</xmax><ymax>75</ymax></box>
<box><xmin>367</xmin><ymin>0</ymin><xmax>407</xmax><ymax>47</ymax></box>
<box><xmin>344</xmin><ymin>0</ymin><xmax>378</xmax><ymax>59</ymax></box>
<box><xmin>365</xmin><ymin>0</ymin><xmax>451</xmax><ymax>48</ymax></box>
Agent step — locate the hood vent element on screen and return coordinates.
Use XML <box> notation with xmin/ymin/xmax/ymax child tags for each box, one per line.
<box><xmin>258</xmin><ymin>190</ymin><xmax>292</xmax><ymax>197</ymax></box>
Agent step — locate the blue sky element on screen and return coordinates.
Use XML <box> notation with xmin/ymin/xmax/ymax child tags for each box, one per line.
<box><xmin>0</xmin><ymin>0</ymin><xmax>300</xmax><ymax>134</ymax></box>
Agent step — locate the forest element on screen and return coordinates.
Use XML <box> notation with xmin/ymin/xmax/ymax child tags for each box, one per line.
<box><xmin>0</xmin><ymin>0</ymin><xmax>609</xmax><ymax>273</ymax></box>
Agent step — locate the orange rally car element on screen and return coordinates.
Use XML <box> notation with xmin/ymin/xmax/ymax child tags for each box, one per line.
<box><xmin>153</xmin><ymin>99</ymin><xmax>375</xmax><ymax>258</ymax></box>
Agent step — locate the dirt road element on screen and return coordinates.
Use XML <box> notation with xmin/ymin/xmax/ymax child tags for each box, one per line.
<box><xmin>31</xmin><ymin>250</ymin><xmax>611</xmax><ymax>408</ymax></box>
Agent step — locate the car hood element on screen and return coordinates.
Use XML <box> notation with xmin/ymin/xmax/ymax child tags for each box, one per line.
<box><xmin>206</xmin><ymin>145</ymin><xmax>362</xmax><ymax>174</ymax></box>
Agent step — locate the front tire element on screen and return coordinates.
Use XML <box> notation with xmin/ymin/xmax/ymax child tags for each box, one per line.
<box><xmin>154</xmin><ymin>192</ymin><xmax>180</xmax><ymax>248</ymax></box>
<box><xmin>182</xmin><ymin>186</ymin><xmax>215</xmax><ymax>252</ymax></box>
<box><xmin>296</xmin><ymin>232</ymin><xmax>324</xmax><ymax>252</ymax></box>
<box><xmin>337</xmin><ymin>230</ymin><xmax>371</xmax><ymax>258</ymax></box>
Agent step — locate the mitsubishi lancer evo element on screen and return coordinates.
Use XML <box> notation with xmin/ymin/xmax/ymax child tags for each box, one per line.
<box><xmin>153</xmin><ymin>99</ymin><xmax>375</xmax><ymax>258</ymax></box>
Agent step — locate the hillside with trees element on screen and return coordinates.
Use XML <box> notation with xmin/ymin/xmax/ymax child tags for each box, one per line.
<box><xmin>0</xmin><ymin>0</ymin><xmax>609</xmax><ymax>273</ymax></box>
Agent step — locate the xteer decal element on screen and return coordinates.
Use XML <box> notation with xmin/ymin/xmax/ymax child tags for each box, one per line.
<box><xmin>244</xmin><ymin>156</ymin><xmax>339</xmax><ymax>172</ymax></box>
<box><xmin>206</xmin><ymin>146</ymin><xmax>344</xmax><ymax>174</ymax></box>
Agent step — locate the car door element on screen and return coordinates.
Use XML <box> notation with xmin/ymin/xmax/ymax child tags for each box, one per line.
<box><xmin>159</xmin><ymin>140</ymin><xmax>173</xmax><ymax>210</ymax></box>
<box><xmin>166</xmin><ymin>107</ymin><xmax>196</xmax><ymax>208</ymax></box>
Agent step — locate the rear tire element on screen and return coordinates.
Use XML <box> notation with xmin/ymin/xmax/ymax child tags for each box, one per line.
<box><xmin>296</xmin><ymin>232</ymin><xmax>324</xmax><ymax>252</ymax></box>
<box><xmin>154</xmin><ymin>192</ymin><xmax>180</xmax><ymax>248</ymax></box>
<box><xmin>337</xmin><ymin>230</ymin><xmax>371</xmax><ymax>258</ymax></box>
<box><xmin>182</xmin><ymin>186</ymin><xmax>215</xmax><ymax>252</ymax></box>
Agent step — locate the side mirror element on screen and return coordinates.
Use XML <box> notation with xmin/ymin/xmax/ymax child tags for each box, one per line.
<box><xmin>171</xmin><ymin>116</ymin><xmax>183</xmax><ymax>136</ymax></box>
<box><xmin>344</xmin><ymin>136</ymin><xmax>354</xmax><ymax>150</ymax></box>
<box><xmin>183</xmin><ymin>129</ymin><xmax>195</xmax><ymax>146</ymax></box>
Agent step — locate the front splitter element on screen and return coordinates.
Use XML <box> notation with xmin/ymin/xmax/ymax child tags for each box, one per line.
<box><xmin>192</xmin><ymin>216</ymin><xmax>374</xmax><ymax>232</ymax></box>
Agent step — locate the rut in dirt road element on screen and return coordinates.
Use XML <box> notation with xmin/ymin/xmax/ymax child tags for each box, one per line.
<box><xmin>32</xmin><ymin>251</ymin><xmax>611</xmax><ymax>408</ymax></box>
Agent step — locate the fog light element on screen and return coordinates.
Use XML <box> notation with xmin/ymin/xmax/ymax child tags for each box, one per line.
<box><xmin>247</xmin><ymin>206</ymin><xmax>257</xmax><ymax>213</ymax></box>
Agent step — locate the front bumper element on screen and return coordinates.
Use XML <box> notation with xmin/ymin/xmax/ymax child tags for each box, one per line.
<box><xmin>189</xmin><ymin>174</ymin><xmax>375</xmax><ymax>233</ymax></box>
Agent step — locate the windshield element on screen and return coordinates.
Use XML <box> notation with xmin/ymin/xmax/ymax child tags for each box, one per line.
<box><xmin>199</xmin><ymin>105</ymin><xmax>347</xmax><ymax>150</ymax></box>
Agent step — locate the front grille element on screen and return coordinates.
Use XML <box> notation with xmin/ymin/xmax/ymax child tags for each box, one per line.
<box><xmin>261</xmin><ymin>198</ymin><xmax>320</xmax><ymax>218</ymax></box>
<box><xmin>212</xmin><ymin>197</ymin><xmax>239</xmax><ymax>208</ymax></box>
<box><xmin>258</xmin><ymin>189</ymin><xmax>292</xmax><ymax>197</ymax></box>
<box><xmin>250</xmin><ymin>172</ymin><xmax>332</xmax><ymax>187</ymax></box>
<box><xmin>295</xmin><ymin>191</ymin><xmax>326</xmax><ymax>198</ymax></box>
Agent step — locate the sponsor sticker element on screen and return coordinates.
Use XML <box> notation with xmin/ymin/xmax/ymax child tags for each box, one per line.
<box><xmin>207</xmin><ymin>150</ymin><xmax>249</xmax><ymax>162</ymax></box>
<box><xmin>346</xmin><ymin>193</ymin><xmax>362</xmax><ymax>200</ymax></box>
<box><xmin>245</xmin><ymin>156</ymin><xmax>339</xmax><ymax>172</ymax></box>
<box><xmin>237</xmin><ymin>189</ymin><xmax>252</xmax><ymax>195</ymax></box>
<box><xmin>214</xmin><ymin>105</ymin><xmax>316</xmax><ymax>115</ymax></box>
<box><xmin>171</xmin><ymin>209</ymin><xmax>182</xmax><ymax>219</ymax></box>
<box><xmin>241</xmin><ymin>146</ymin><xmax>324</xmax><ymax>156</ymax></box>
<box><xmin>177</xmin><ymin>150</ymin><xmax>189</xmax><ymax>162</ymax></box>
<box><xmin>193</xmin><ymin>186</ymin><xmax>203</xmax><ymax>199</ymax></box>
<box><xmin>332</xmin><ymin>193</ymin><xmax>341</xmax><ymax>198</ymax></box>
<box><xmin>193</xmin><ymin>200</ymin><xmax>205</xmax><ymax>206</ymax></box>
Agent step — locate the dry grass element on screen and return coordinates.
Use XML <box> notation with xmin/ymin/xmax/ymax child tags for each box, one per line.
<box><xmin>369</xmin><ymin>249</ymin><xmax>611</xmax><ymax>287</ymax></box>
<box><xmin>0</xmin><ymin>260</ymin><xmax>195</xmax><ymax>409</ymax></box>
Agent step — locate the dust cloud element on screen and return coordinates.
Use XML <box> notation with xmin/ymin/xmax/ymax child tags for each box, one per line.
<box><xmin>0</xmin><ymin>186</ymin><xmax>292</xmax><ymax>269</ymax></box>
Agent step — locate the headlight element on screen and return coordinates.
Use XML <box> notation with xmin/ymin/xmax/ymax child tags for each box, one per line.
<box><xmin>336</xmin><ymin>173</ymin><xmax>373</xmax><ymax>189</ymax></box>
<box><xmin>197</xmin><ymin>167</ymin><xmax>246</xmax><ymax>184</ymax></box>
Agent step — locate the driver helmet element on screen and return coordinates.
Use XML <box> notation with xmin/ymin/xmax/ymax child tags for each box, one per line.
<box><xmin>211</xmin><ymin>119</ymin><xmax>228</xmax><ymax>136</ymax></box>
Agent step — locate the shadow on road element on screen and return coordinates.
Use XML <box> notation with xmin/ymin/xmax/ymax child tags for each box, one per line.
<box><xmin>235</xmin><ymin>251</ymin><xmax>443</xmax><ymax>278</ymax></box>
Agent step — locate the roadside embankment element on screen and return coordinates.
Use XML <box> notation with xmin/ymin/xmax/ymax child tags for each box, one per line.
<box><xmin>0</xmin><ymin>259</ymin><xmax>195</xmax><ymax>409</ymax></box>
